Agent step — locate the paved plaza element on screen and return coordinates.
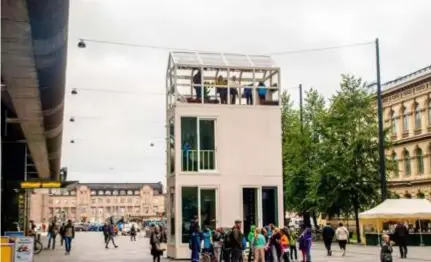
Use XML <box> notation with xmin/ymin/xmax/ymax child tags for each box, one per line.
<box><xmin>34</xmin><ymin>232</ymin><xmax>431</xmax><ymax>262</ymax></box>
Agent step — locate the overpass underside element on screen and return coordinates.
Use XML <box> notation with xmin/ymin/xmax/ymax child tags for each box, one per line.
<box><xmin>1</xmin><ymin>0</ymin><xmax>69</xmax><ymax>233</ymax></box>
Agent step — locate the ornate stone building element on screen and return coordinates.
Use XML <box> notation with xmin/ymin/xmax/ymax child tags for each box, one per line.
<box><xmin>382</xmin><ymin>65</ymin><xmax>431</xmax><ymax>199</ymax></box>
<box><xmin>30</xmin><ymin>183</ymin><xmax>165</xmax><ymax>223</ymax></box>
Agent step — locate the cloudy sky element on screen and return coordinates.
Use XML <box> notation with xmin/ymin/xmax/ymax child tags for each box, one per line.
<box><xmin>62</xmin><ymin>0</ymin><xmax>431</xmax><ymax>184</ymax></box>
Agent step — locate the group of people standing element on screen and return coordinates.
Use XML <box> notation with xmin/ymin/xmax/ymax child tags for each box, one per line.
<box><xmin>42</xmin><ymin>220</ymin><xmax>75</xmax><ymax>255</ymax></box>
<box><xmin>247</xmin><ymin>224</ymin><xmax>312</xmax><ymax>262</ymax></box>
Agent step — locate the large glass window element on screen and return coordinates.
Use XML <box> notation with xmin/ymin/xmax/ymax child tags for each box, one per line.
<box><xmin>200</xmin><ymin>189</ymin><xmax>216</xmax><ymax>230</ymax></box>
<box><xmin>402</xmin><ymin>107</ymin><xmax>409</xmax><ymax>131</ymax></box>
<box><xmin>169</xmin><ymin>118</ymin><xmax>175</xmax><ymax>174</ymax></box>
<box><xmin>170</xmin><ymin>188</ymin><xmax>175</xmax><ymax>237</ymax></box>
<box><xmin>416</xmin><ymin>147</ymin><xmax>424</xmax><ymax>175</ymax></box>
<box><xmin>404</xmin><ymin>150</ymin><xmax>411</xmax><ymax>176</ymax></box>
<box><xmin>181</xmin><ymin>117</ymin><xmax>198</xmax><ymax>171</ymax></box>
<box><xmin>199</xmin><ymin>120</ymin><xmax>216</xmax><ymax>170</ymax></box>
<box><xmin>181</xmin><ymin>187</ymin><xmax>198</xmax><ymax>243</ymax></box>
<box><xmin>414</xmin><ymin>104</ymin><xmax>421</xmax><ymax>129</ymax></box>
<box><xmin>262</xmin><ymin>187</ymin><xmax>278</xmax><ymax>226</ymax></box>
<box><xmin>181</xmin><ymin>117</ymin><xmax>216</xmax><ymax>172</ymax></box>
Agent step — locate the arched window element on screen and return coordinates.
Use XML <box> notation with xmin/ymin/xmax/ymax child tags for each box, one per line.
<box><xmin>414</xmin><ymin>103</ymin><xmax>421</xmax><ymax>129</ymax></box>
<box><xmin>416</xmin><ymin>147</ymin><xmax>424</xmax><ymax>175</ymax></box>
<box><xmin>390</xmin><ymin>111</ymin><xmax>397</xmax><ymax>135</ymax></box>
<box><xmin>403</xmin><ymin>150</ymin><xmax>411</xmax><ymax>176</ymax></box>
<box><xmin>392</xmin><ymin>152</ymin><xmax>399</xmax><ymax>177</ymax></box>
<box><xmin>402</xmin><ymin>107</ymin><xmax>409</xmax><ymax>131</ymax></box>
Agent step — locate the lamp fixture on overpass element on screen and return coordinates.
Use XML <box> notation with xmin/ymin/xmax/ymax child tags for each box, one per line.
<box><xmin>78</xmin><ymin>40</ymin><xmax>86</xmax><ymax>48</ymax></box>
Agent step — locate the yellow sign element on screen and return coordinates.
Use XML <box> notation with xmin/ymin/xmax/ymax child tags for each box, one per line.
<box><xmin>20</xmin><ymin>181</ymin><xmax>61</xmax><ymax>189</ymax></box>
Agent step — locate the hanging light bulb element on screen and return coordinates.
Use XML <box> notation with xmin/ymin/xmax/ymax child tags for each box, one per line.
<box><xmin>71</xmin><ymin>88</ymin><xmax>78</xmax><ymax>95</ymax></box>
<box><xmin>78</xmin><ymin>39</ymin><xmax>86</xmax><ymax>48</ymax></box>
<box><xmin>70</xmin><ymin>139</ymin><xmax>75</xmax><ymax>144</ymax></box>
<box><xmin>69</xmin><ymin>117</ymin><xmax>75</xmax><ymax>122</ymax></box>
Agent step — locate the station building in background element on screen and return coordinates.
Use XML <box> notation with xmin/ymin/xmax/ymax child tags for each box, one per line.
<box><xmin>30</xmin><ymin>183</ymin><xmax>165</xmax><ymax>224</ymax></box>
<box><xmin>165</xmin><ymin>52</ymin><xmax>283</xmax><ymax>259</ymax></box>
<box><xmin>382</xmin><ymin>65</ymin><xmax>431</xmax><ymax>199</ymax></box>
<box><xmin>1</xmin><ymin>0</ymin><xmax>69</xmax><ymax>233</ymax></box>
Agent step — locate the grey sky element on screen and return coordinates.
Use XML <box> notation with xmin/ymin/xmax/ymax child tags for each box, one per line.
<box><xmin>62</xmin><ymin>0</ymin><xmax>431</xmax><ymax>184</ymax></box>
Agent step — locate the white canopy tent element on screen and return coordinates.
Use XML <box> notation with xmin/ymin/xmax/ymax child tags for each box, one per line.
<box><xmin>359</xmin><ymin>199</ymin><xmax>431</xmax><ymax>245</ymax></box>
<box><xmin>359</xmin><ymin>199</ymin><xmax>431</xmax><ymax>219</ymax></box>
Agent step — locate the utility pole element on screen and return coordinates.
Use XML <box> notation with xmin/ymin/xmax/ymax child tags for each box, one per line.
<box><xmin>375</xmin><ymin>38</ymin><xmax>387</xmax><ymax>202</ymax></box>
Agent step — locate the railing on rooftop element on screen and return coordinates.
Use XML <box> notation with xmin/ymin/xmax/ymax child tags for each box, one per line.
<box><xmin>166</xmin><ymin>52</ymin><xmax>281</xmax><ymax>108</ymax></box>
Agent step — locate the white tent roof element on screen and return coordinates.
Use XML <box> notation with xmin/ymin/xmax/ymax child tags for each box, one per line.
<box><xmin>359</xmin><ymin>199</ymin><xmax>431</xmax><ymax>219</ymax></box>
<box><xmin>170</xmin><ymin>51</ymin><xmax>277</xmax><ymax>69</ymax></box>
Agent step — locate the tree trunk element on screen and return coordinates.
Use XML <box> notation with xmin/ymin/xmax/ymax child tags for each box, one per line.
<box><xmin>312</xmin><ymin>212</ymin><xmax>318</xmax><ymax>229</ymax></box>
<box><xmin>303</xmin><ymin>212</ymin><xmax>311</xmax><ymax>228</ymax></box>
<box><xmin>354</xmin><ymin>202</ymin><xmax>361</xmax><ymax>243</ymax></box>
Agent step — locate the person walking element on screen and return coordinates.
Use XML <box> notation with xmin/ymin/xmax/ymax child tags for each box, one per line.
<box><xmin>322</xmin><ymin>223</ymin><xmax>335</xmax><ymax>256</ymax></box>
<box><xmin>130</xmin><ymin>225</ymin><xmax>137</xmax><ymax>242</ymax></box>
<box><xmin>59</xmin><ymin>223</ymin><xmax>66</xmax><ymax>247</ymax></box>
<box><xmin>393</xmin><ymin>222</ymin><xmax>409</xmax><ymax>258</ymax></box>
<box><xmin>47</xmin><ymin>221</ymin><xmax>58</xmax><ymax>250</ymax></box>
<box><xmin>150</xmin><ymin>225</ymin><xmax>164</xmax><ymax>262</ymax></box>
<box><xmin>298</xmin><ymin>226</ymin><xmax>312</xmax><ymax>262</ymax></box>
<box><xmin>105</xmin><ymin>222</ymin><xmax>119</xmax><ymax>249</ymax></box>
<box><xmin>102</xmin><ymin>223</ymin><xmax>110</xmax><ymax>244</ymax></box>
<box><xmin>335</xmin><ymin>222</ymin><xmax>349</xmax><ymax>256</ymax></box>
<box><xmin>63</xmin><ymin>220</ymin><xmax>75</xmax><ymax>255</ymax></box>
<box><xmin>280</xmin><ymin>228</ymin><xmax>290</xmax><ymax>262</ymax></box>
<box><xmin>380</xmin><ymin>234</ymin><xmax>393</xmax><ymax>262</ymax></box>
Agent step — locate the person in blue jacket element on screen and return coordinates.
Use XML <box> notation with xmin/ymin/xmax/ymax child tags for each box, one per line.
<box><xmin>189</xmin><ymin>221</ymin><xmax>202</xmax><ymax>262</ymax></box>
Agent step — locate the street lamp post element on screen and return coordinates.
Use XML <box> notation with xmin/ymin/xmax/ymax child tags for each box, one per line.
<box><xmin>375</xmin><ymin>38</ymin><xmax>387</xmax><ymax>202</ymax></box>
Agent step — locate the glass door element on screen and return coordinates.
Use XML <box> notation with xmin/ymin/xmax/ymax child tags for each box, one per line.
<box><xmin>200</xmin><ymin>189</ymin><xmax>216</xmax><ymax>230</ymax></box>
<box><xmin>242</xmin><ymin>188</ymin><xmax>258</xmax><ymax>235</ymax></box>
<box><xmin>262</xmin><ymin>187</ymin><xmax>278</xmax><ymax>226</ymax></box>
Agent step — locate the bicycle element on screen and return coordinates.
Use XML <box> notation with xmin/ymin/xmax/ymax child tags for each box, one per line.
<box><xmin>31</xmin><ymin>233</ymin><xmax>44</xmax><ymax>255</ymax></box>
<box><xmin>200</xmin><ymin>250</ymin><xmax>218</xmax><ymax>262</ymax></box>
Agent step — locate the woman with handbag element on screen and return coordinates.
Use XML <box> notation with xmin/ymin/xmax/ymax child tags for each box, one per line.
<box><xmin>150</xmin><ymin>226</ymin><xmax>165</xmax><ymax>262</ymax></box>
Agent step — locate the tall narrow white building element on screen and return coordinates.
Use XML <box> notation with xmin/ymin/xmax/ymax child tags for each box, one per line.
<box><xmin>165</xmin><ymin>52</ymin><xmax>283</xmax><ymax>259</ymax></box>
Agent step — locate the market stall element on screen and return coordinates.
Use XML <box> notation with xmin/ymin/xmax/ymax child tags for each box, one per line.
<box><xmin>359</xmin><ymin>199</ymin><xmax>431</xmax><ymax>246</ymax></box>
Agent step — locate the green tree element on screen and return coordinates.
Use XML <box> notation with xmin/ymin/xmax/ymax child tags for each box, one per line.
<box><xmin>282</xmin><ymin>89</ymin><xmax>327</xmax><ymax>227</ymax></box>
<box><xmin>309</xmin><ymin>75</ymin><xmax>386</xmax><ymax>243</ymax></box>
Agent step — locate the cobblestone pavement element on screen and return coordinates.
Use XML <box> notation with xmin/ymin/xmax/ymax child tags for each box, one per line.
<box><xmin>34</xmin><ymin>232</ymin><xmax>431</xmax><ymax>262</ymax></box>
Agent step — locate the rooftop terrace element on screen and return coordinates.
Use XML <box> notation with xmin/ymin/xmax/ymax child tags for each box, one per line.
<box><xmin>166</xmin><ymin>51</ymin><xmax>281</xmax><ymax>107</ymax></box>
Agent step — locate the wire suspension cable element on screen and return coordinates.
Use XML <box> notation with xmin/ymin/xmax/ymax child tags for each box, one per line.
<box><xmin>267</xmin><ymin>41</ymin><xmax>374</xmax><ymax>56</ymax></box>
<box><xmin>76</xmin><ymin>37</ymin><xmax>373</xmax><ymax>57</ymax></box>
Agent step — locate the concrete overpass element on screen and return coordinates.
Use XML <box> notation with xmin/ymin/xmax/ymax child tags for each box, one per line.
<box><xmin>2</xmin><ymin>0</ymin><xmax>69</xmax><ymax>180</ymax></box>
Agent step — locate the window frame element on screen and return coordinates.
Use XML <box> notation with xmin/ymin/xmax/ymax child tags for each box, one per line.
<box><xmin>404</xmin><ymin>150</ymin><xmax>411</xmax><ymax>176</ymax></box>
<box><xmin>180</xmin><ymin>116</ymin><xmax>217</xmax><ymax>172</ymax></box>
<box><xmin>416</xmin><ymin>147</ymin><xmax>424</xmax><ymax>175</ymax></box>
<box><xmin>414</xmin><ymin>104</ymin><xmax>421</xmax><ymax>129</ymax></box>
<box><xmin>390</xmin><ymin>111</ymin><xmax>397</xmax><ymax>135</ymax></box>
<box><xmin>402</xmin><ymin>107</ymin><xmax>409</xmax><ymax>131</ymax></box>
<box><xmin>180</xmin><ymin>186</ymin><xmax>219</xmax><ymax>244</ymax></box>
